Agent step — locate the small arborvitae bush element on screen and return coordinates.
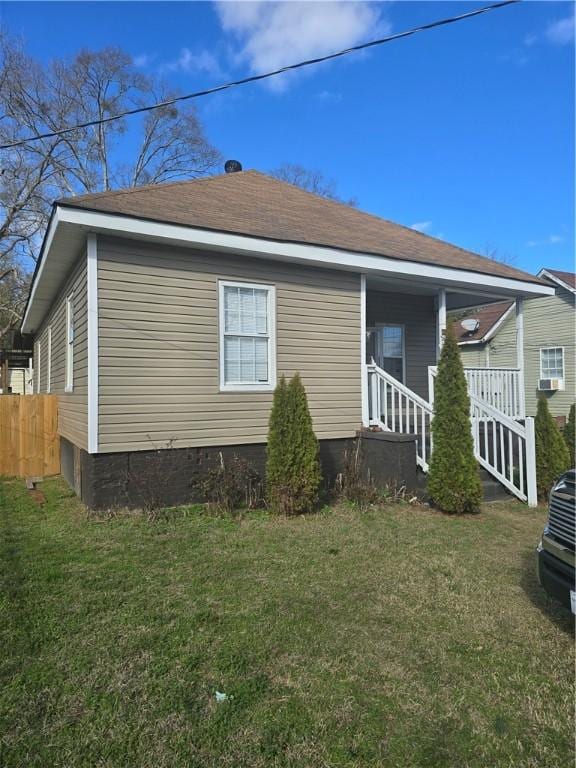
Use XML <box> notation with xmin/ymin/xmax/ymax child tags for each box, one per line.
<box><xmin>266</xmin><ymin>375</ymin><xmax>290</xmax><ymax>511</ymax></box>
<box><xmin>563</xmin><ymin>404</ymin><xmax>575</xmax><ymax>467</ymax></box>
<box><xmin>427</xmin><ymin>324</ymin><xmax>482</xmax><ymax>514</ymax></box>
<box><xmin>266</xmin><ymin>373</ymin><xmax>321</xmax><ymax>515</ymax></box>
<box><xmin>535</xmin><ymin>396</ymin><xmax>571</xmax><ymax>499</ymax></box>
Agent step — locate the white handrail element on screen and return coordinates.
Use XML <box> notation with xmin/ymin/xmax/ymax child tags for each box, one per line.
<box><xmin>367</xmin><ymin>363</ymin><xmax>433</xmax><ymax>412</ymax></box>
<box><xmin>429</xmin><ymin>365</ymin><xmax>524</xmax><ymax>420</ymax></box>
<box><xmin>465</xmin><ymin>366</ymin><xmax>523</xmax><ymax>420</ymax></box>
<box><xmin>469</xmin><ymin>394</ymin><xmax>537</xmax><ymax>506</ymax></box>
<box><xmin>468</xmin><ymin>392</ymin><xmax>527</xmax><ymax>438</ymax></box>
<box><xmin>428</xmin><ymin>366</ymin><xmax>536</xmax><ymax>506</ymax></box>
<box><xmin>367</xmin><ymin>362</ymin><xmax>433</xmax><ymax>472</ymax></box>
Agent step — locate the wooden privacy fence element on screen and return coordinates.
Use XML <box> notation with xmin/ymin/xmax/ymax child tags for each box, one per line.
<box><xmin>0</xmin><ymin>395</ymin><xmax>60</xmax><ymax>478</ymax></box>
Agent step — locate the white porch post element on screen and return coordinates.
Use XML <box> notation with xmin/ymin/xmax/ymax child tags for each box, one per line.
<box><xmin>436</xmin><ymin>288</ymin><xmax>447</xmax><ymax>360</ymax></box>
<box><xmin>360</xmin><ymin>274</ymin><xmax>369</xmax><ymax>427</ymax></box>
<box><xmin>516</xmin><ymin>299</ymin><xmax>526</xmax><ymax>419</ymax></box>
<box><xmin>525</xmin><ymin>417</ymin><xmax>538</xmax><ymax>507</ymax></box>
<box><xmin>87</xmin><ymin>233</ymin><xmax>99</xmax><ymax>454</ymax></box>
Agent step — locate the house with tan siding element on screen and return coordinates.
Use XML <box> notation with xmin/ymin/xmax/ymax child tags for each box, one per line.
<box><xmin>0</xmin><ymin>330</ymin><xmax>33</xmax><ymax>394</ymax></box>
<box><xmin>22</xmin><ymin>169</ymin><xmax>554</xmax><ymax>508</ymax></box>
<box><xmin>455</xmin><ymin>269</ymin><xmax>575</xmax><ymax>424</ymax></box>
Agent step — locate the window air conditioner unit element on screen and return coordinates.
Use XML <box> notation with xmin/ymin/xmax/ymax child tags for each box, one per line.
<box><xmin>538</xmin><ymin>378</ymin><xmax>565</xmax><ymax>391</ymax></box>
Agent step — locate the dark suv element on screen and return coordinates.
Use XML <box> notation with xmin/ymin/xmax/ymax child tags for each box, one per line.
<box><xmin>536</xmin><ymin>470</ymin><xmax>575</xmax><ymax>613</ymax></box>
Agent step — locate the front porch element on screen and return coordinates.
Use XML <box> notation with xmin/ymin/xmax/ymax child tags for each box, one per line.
<box><xmin>359</xmin><ymin>276</ymin><xmax>536</xmax><ymax>505</ymax></box>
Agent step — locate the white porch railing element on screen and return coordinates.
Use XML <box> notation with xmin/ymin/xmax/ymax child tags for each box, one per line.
<box><xmin>469</xmin><ymin>393</ymin><xmax>537</xmax><ymax>505</ymax></box>
<box><xmin>428</xmin><ymin>366</ymin><xmax>537</xmax><ymax>506</ymax></box>
<box><xmin>367</xmin><ymin>362</ymin><xmax>433</xmax><ymax>472</ymax></box>
<box><xmin>462</xmin><ymin>367</ymin><xmax>524</xmax><ymax>420</ymax></box>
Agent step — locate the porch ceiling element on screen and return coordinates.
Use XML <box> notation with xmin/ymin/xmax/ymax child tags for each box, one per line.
<box><xmin>365</xmin><ymin>274</ymin><xmax>528</xmax><ymax>309</ymax></box>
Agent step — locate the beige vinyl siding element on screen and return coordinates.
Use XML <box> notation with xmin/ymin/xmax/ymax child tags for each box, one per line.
<box><xmin>97</xmin><ymin>236</ymin><xmax>361</xmax><ymax>452</ymax></box>
<box><xmin>475</xmin><ymin>289</ymin><xmax>575</xmax><ymax>418</ymax></box>
<box><xmin>33</xmin><ymin>254</ymin><xmax>88</xmax><ymax>450</ymax></box>
<box><xmin>366</xmin><ymin>290</ymin><xmax>436</xmax><ymax>400</ymax></box>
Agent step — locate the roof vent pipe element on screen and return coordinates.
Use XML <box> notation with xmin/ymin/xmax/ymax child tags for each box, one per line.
<box><xmin>224</xmin><ymin>159</ymin><xmax>242</xmax><ymax>173</ymax></box>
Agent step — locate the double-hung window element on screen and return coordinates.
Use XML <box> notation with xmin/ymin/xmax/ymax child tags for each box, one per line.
<box><xmin>65</xmin><ymin>294</ymin><xmax>74</xmax><ymax>392</ymax></box>
<box><xmin>219</xmin><ymin>281</ymin><xmax>276</xmax><ymax>391</ymax></box>
<box><xmin>540</xmin><ymin>347</ymin><xmax>564</xmax><ymax>380</ymax></box>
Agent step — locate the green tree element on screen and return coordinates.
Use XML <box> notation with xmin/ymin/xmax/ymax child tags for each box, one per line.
<box><xmin>266</xmin><ymin>373</ymin><xmax>321</xmax><ymax>515</ymax></box>
<box><xmin>563</xmin><ymin>404</ymin><xmax>575</xmax><ymax>467</ymax></box>
<box><xmin>266</xmin><ymin>375</ymin><xmax>289</xmax><ymax>509</ymax></box>
<box><xmin>535</xmin><ymin>396</ymin><xmax>571</xmax><ymax>498</ymax></box>
<box><xmin>427</xmin><ymin>324</ymin><xmax>482</xmax><ymax>514</ymax></box>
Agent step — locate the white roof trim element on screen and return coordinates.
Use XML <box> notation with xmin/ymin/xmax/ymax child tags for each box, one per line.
<box><xmin>484</xmin><ymin>303</ymin><xmax>516</xmax><ymax>341</ymax></box>
<box><xmin>22</xmin><ymin>205</ymin><xmax>555</xmax><ymax>332</ymax></box>
<box><xmin>537</xmin><ymin>269</ymin><xmax>576</xmax><ymax>295</ymax></box>
<box><xmin>21</xmin><ymin>209</ymin><xmax>60</xmax><ymax>332</ymax></box>
<box><xmin>60</xmin><ymin>207</ymin><xmax>558</xmax><ymax>295</ymax></box>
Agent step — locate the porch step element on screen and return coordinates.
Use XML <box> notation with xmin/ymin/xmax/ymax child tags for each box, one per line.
<box><xmin>415</xmin><ymin>467</ymin><xmax>512</xmax><ymax>504</ymax></box>
<box><xmin>478</xmin><ymin>468</ymin><xmax>512</xmax><ymax>503</ymax></box>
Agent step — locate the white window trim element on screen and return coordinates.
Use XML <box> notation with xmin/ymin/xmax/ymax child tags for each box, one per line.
<box><xmin>540</xmin><ymin>346</ymin><xmax>565</xmax><ymax>380</ymax></box>
<box><xmin>65</xmin><ymin>293</ymin><xmax>74</xmax><ymax>392</ymax></box>
<box><xmin>373</xmin><ymin>322</ymin><xmax>407</xmax><ymax>384</ymax></box>
<box><xmin>46</xmin><ymin>326</ymin><xmax>52</xmax><ymax>393</ymax></box>
<box><xmin>36</xmin><ymin>340</ymin><xmax>41</xmax><ymax>393</ymax></box>
<box><xmin>218</xmin><ymin>280</ymin><xmax>277</xmax><ymax>392</ymax></box>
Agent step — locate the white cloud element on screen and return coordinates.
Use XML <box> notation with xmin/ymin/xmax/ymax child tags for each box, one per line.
<box><xmin>410</xmin><ymin>221</ymin><xmax>432</xmax><ymax>233</ymax></box>
<box><xmin>133</xmin><ymin>53</ymin><xmax>152</xmax><ymax>68</ymax></box>
<box><xmin>316</xmin><ymin>89</ymin><xmax>342</xmax><ymax>103</ymax></box>
<box><xmin>163</xmin><ymin>48</ymin><xmax>224</xmax><ymax>77</ymax></box>
<box><xmin>214</xmin><ymin>1</ymin><xmax>389</xmax><ymax>91</ymax></box>
<box><xmin>545</xmin><ymin>14</ymin><xmax>575</xmax><ymax>45</ymax></box>
<box><xmin>526</xmin><ymin>234</ymin><xmax>565</xmax><ymax>248</ymax></box>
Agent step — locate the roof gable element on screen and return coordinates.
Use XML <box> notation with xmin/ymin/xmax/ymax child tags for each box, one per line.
<box><xmin>538</xmin><ymin>268</ymin><xmax>576</xmax><ymax>294</ymax></box>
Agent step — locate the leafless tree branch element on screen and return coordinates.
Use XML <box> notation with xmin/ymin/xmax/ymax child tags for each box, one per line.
<box><xmin>0</xmin><ymin>33</ymin><xmax>222</xmax><ymax>337</ymax></box>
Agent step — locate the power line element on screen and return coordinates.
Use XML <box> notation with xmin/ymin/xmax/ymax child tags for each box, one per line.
<box><xmin>0</xmin><ymin>0</ymin><xmax>520</xmax><ymax>151</ymax></box>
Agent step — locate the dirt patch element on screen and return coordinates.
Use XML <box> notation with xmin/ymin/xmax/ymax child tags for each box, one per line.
<box><xmin>28</xmin><ymin>489</ymin><xmax>46</xmax><ymax>506</ymax></box>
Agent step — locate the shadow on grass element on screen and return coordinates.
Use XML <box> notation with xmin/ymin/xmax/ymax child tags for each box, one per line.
<box><xmin>519</xmin><ymin>548</ymin><xmax>574</xmax><ymax>636</ymax></box>
<box><xmin>0</xmin><ymin>497</ymin><xmax>38</xmax><ymax>666</ymax></box>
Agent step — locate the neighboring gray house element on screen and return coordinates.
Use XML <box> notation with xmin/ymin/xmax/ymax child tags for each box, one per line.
<box><xmin>456</xmin><ymin>269</ymin><xmax>575</xmax><ymax>424</ymax></box>
<box><xmin>22</xmin><ymin>169</ymin><xmax>553</xmax><ymax>508</ymax></box>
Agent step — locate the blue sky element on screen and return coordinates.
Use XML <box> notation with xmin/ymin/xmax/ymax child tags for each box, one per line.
<box><xmin>2</xmin><ymin>1</ymin><xmax>574</xmax><ymax>275</ymax></box>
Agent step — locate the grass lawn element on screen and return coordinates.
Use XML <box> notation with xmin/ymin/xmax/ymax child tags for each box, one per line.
<box><xmin>0</xmin><ymin>478</ymin><xmax>573</xmax><ymax>768</ymax></box>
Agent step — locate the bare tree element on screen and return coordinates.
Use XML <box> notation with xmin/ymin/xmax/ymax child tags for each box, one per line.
<box><xmin>482</xmin><ymin>243</ymin><xmax>518</xmax><ymax>267</ymax></box>
<box><xmin>0</xmin><ymin>33</ymin><xmax>221</xmax><ymax>336</ymax></box>
<box><xmin>270</xmin><ymin>162</ymin><xmax>357</xmax><ymax>206</ymax></box>
<box><xmin>47</xmin><ymin>48</ymin><xmax>221</xmax><ymax>192</ymax></box>
<box><xmin>0</xmin><ymin>268</ymin><xmax>29</xmax><ymax>339</ymax></box>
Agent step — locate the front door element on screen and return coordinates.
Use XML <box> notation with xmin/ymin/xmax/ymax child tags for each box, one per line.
<box><xmin>367</xmin><ymin>325</ymin><xmax>405</xmax><ymax>384</ymax></box>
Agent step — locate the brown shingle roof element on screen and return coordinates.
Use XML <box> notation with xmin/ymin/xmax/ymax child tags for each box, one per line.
<box><xmin>544</xmin><ymin>269</ymin><xmax>576</xmax><ymax>289</ymax></box>
<box><xmin>57</xmin><ymin>170</ymin><xmax>544</xmax><ymax>285</ymax></box>
<box><xmin>454</xmin><ymin>301</ymin><xmax>514</xmax><ymax>343</ymax></box>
